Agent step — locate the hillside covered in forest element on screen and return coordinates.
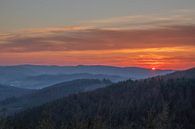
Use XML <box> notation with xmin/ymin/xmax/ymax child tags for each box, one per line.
<box><xmin>1</xmin><ymin>68</ymin><xmax>194</xmax><ymax>129</ymax></box>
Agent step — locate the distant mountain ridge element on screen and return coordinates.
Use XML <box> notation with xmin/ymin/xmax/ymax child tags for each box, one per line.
<box><xmin>0</xmin><ymin>65</ymin><xmax>173</xmax><ymax>89</ymax></box>
<box><xmin>18</xmin><ymin>73</ymin><xmax>122</xmax><ymax>89</ymax></box>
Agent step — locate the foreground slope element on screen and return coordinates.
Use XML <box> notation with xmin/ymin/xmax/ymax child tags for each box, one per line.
<box><xmin>1</xmin><ymin>69</ymin><xmax>195</xmax><ymax>129</ymax></box>
<box><xmin>0</xmin><ymin>79</ymin><xmax>111</xmax><ymax>115</ymax></box>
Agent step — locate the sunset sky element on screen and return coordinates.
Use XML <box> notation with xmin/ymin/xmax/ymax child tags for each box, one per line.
<box><xmin>0</xmin><ymin>0</ymin><xmax>195</xmax><ymax>69</ymax></box>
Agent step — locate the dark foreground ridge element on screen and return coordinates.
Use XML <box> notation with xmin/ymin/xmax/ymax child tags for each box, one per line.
<box><xmin>0</xmin><ymin>68</ymin><xmax>195</xmax><ymax>129</ymax></box>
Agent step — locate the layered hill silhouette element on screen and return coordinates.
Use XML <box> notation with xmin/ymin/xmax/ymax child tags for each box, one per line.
<box><xmin>1</xmin><ymin>68</ymin><xmax>194</xmax><ymax>129</ymax></box>
<box><xmin>163</xmin><ymin>67</ymin><xmax>195</xmax><ymax>79</ymax></box>
<box><xmin>0</xmin><ymin>65</ymin><xmax>173</xmax><ymax>89</ymax></box>
<box><xmin>0</xmin><ymin>79</ymin><xmax>112</xmax><ymax>115</ymax></box>
<box><xmin>0</xmin><ymin>85</ymin><xmax>35</xmax><ymax>101</ymax></box>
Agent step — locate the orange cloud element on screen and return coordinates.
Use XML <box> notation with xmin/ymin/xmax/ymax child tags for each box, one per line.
<box><xmin>0</xmin><ymin>25</ymin><xmax>195</xmax><ymax>52</ymax></box>
<box><xmin>0</xmin><ymin>25</ymin><xmax>195</xmax><ymax>69</ymax></box>
<box><xmin>0</xmin><ymin>46</ymin><xmax>194</xmax><ymax>69</ymax></box>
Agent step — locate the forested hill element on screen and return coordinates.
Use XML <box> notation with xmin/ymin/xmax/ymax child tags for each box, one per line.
<box><xmin>1</xmin><ymin>69</ymin><xmax>195</xmax><ymax>129</ymax></box>
<box><xmin>0</xmin><ymin>79</ymin><xmax>112</xmax><ymax>116</ymax></box>
<box><xmin>0</xmin><ymin>85</ymin><xmax>35</xmax><ymax>101</ymax></box>
<box><xmin>162</xmin><ymin>68</ymin><xmax>195</xmax><ymax>79</ymax></box>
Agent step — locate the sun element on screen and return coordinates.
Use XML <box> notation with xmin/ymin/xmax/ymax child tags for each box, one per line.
<box><xmin>152</xmin><ymin>67</ymin><xmax>156</xmax><ymax>70</ymax></box>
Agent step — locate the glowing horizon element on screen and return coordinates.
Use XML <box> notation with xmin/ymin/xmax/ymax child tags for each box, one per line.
<box><xmin>0</xmin><ymin>0</ymin><xmax>195</xmax><ymax>70</ymax></box>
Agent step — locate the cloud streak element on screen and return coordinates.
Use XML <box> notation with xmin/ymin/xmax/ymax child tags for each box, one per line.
<box><xmin>0</xmin><ymin>25</ymin><xmax>195</xmax><ymax>52</ymax></box>
<box><xmin>0</xmin><ymin>11</ymin><xmax>195</xmax><ymax>69</ymax></box>
<box><xmin>82</xmin><ymin>9</ymin><xmax>195</xmax><ymax>30</ymax></box>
